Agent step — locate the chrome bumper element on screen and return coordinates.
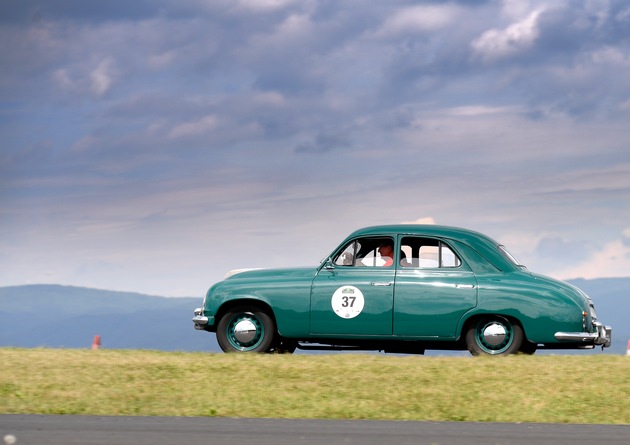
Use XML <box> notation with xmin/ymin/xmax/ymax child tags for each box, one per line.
<box><xmin>192</xmin><ymin>307</ymin><xmax>211</xmax><ymax>330</ymax></box>
<box><xmin>555</xmin><ymin>322</ymin><xmax>612</xmax><ymax>348</ymax></box>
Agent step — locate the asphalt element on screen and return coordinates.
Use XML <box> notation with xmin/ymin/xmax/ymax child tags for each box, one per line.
<box><xmin>2</xmin><ymin>415</ymin><xmax>629</xmax><ymax>445</ymax></box>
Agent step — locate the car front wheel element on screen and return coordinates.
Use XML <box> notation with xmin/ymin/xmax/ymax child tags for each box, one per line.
<box><xmin>216</xmin><ymin>306</ymin><xmax>276</xmax><ymax>352</ymax></box>
<box><xmin>465</xmin><ymin>316</ymin><xmax>523</xmax><ymax>356</ymax></box>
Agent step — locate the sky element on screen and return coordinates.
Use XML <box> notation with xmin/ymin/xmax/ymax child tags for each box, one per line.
<box><xmin>1</xmin><ymin>0</ymin><xmax>630</xmax><ymax>298</ymax></box>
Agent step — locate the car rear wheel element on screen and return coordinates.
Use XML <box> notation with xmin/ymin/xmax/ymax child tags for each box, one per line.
<box><xmin>216</xmin><ymin>306</ymin><xmax>276</xmax><ymax>352</ymax></box>
<box><xmin>465</xmin><ymin>316</ymin><xmax>523</xmax><ymax>356</ymax></box>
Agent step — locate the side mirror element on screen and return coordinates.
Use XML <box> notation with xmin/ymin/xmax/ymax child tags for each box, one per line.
<box><xmin>324</xmin><ymin>258</ymin><xmax>335</xmax><ymax>270</ymax></box>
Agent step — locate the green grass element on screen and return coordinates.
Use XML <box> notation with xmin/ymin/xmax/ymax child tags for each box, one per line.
<box><xmin>1</xmin><ymin>348</ymin><xmax>629</xmax><ymax>423</ymax></box>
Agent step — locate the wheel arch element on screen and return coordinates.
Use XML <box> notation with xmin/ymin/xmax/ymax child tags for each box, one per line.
<box><xmin>459</xmin><ymin>312</ymin><xmax>528</xmax><ymax>342</ymax></box>
<box><xmin>461</xmin><ymin>312</ymin><xmax>527</xmax><ymax>355</ymax></box>
<box><xmin>216</xmin><ymin>298</ymin><xmax>277</xmax><ymax>328</ymax></box>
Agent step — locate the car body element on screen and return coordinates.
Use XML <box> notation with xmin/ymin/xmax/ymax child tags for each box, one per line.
<box><xmin>192</xmin><ymin>225</ymin><xmax>612</xmax><ymax>355</ymax></box>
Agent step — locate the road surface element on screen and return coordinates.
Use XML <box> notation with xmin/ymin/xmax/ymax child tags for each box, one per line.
<box><xmin>1</xmin><ymin>415</ymin><xmax>629</xmax><ymax>445</ymax></box>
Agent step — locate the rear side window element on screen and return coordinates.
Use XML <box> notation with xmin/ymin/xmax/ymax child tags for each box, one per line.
<box><xmin>400</xmin><ymin>237</ymin><xmax>461</xmax><ymax>268</ymax></box>
<box><xmin>498</xmin><ymin>245</ymin><xmax>525</xmax><ymax>268</ymax></box>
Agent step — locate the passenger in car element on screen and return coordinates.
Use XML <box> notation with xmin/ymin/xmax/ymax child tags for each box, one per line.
<box><xmin>378</xmin><ymin>241</ymin><xmax>394</xmax><ymax>266</ymax></box>
<box><xmin>400</xmin><ymin>250</ymin><xmax>412</xmax><ymax>267</ymax></box>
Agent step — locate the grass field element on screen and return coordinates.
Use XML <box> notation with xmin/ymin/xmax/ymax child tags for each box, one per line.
<box><xmin>1</xmin><ymin>348</ymin><xmax>628</xmax><ymax>424</ymax></box>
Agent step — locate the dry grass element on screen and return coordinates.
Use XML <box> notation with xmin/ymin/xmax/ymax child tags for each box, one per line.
<box><xmin>1</xmin><ymin>348</ymin><xmax>629</xmax><ymax>423</ymax></box>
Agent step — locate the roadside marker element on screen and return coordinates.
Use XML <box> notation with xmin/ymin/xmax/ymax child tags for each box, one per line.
<box><xmin>92</xmin><ymin>335</ymin><xmax>101</xmax><ymax>350</ymax></box>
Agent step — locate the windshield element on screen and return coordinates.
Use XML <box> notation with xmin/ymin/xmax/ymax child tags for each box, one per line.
<box><xmin>498</xmin><ymin>245</ymin><xmax>526</xmax><ymax>268</ymax></box>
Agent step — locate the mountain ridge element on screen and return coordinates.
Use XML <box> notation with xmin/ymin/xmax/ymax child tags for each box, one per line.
<box><xmin>1</xmin><ymin>279</ymin><xmax>627</xmax><ymax>354</ymax></box>
<box><xmin>0</xmin><ymin>284</ymin><xmax>219</xmax><ymax>352</ymax></box>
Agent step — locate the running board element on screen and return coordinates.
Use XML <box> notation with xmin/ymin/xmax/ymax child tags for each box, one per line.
<box><xmin>296</xmin><ymin>343</ymin><xmax>364</xmax><ymax>351</ymax></box>
<box><xmin>296</xmin><ymin>342</ymin><xmax>425</xmax><ymax>354</ymax></box>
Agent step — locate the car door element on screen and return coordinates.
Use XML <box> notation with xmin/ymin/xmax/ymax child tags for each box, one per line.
<box><xmin>309</xmin><ymin>237</ymin><xmax>395</xmax><ymax>336</ymax></box>
<box><xmin>393</xmin><ymin>236</ymin><xmax>478</xmax><ymax>338</ymax></box>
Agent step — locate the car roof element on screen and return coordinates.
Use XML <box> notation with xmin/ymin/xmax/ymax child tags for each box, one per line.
<box><xmin>348</xmin><ymin>224</ymin><xmax>488</xmax><ymax>238</ymax></box>
<box><xmin>343</xmin><ymin>224</ymin><xmax>518</xmax><ymax>272</ymax></box>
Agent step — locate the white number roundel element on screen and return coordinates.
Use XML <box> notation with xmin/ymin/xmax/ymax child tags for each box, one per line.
<box><xmin>331</xmin><ymin>286</ymin><xmax>365</xmax><ymax>319</ymax></box>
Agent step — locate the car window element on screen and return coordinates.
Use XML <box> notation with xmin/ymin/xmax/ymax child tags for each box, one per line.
<box><xmin>498</xmin><ymin>244</ymin><xmax>526</xmax><ymax>268</ymax></box>
<box><xmin>400</xmin><ymin>237</ymin><xmax>462</xmax><ymax>268</ymax></box>
<box><xmin>333</xmin><ymin>237</ymin><xmax>394</xmax><ymax>267</ymax></box>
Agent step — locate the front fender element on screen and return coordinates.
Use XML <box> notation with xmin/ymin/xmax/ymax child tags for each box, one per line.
<box><xmin>204</xmin><ymin>267</ymin><xmax>316</xmax><ymax>337</ymax></box>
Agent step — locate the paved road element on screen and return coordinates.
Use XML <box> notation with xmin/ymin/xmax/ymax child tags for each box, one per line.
<box><xmin>1</xmin><ymin>415</ymin><xmax>629</xmax><ymax>445</ymax></box>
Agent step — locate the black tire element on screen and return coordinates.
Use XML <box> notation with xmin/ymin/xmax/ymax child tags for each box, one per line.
<box><xmin>216</xmin><ymin>306</ymin><xmax>276</xmax><ymax>353</ymax></box>
<box><xmin>465</xmin><ymin>316</ymin><xmax>523</xmax><ymax>356</ymax></box>
<box><xmin>269</xmin><ymin>337</ymin><xmax>297</xmax><ymax>354</ymax></box>
<box><xmin>519</xmin><ymin>340</ymin><xmax>537</xmax><ymax>355</ymax></box>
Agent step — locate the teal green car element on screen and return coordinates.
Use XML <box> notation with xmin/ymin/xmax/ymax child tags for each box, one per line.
<box><xmin>192</xmin><ymin>225</ymin><xmax>612</xmax><ymax>355</ymax></box>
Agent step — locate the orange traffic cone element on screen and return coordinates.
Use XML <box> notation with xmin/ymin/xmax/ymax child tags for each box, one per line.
<box><xmin>92</xmin><ymin>335</ymin><xmax>101</xmax><ymax>350</ymax></box>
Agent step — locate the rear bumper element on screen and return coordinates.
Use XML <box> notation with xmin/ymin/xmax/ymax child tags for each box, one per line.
<box><xmin>555</xmin><ymin>322</ymin><xmax>612</xmax><ymax>348</ymax></box>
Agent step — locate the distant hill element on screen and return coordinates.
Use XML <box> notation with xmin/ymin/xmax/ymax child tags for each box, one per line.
<box><xmin>563</xmin><ymin>278</ymin><xmax>629</xmax><ymax>355</ymax></box>
<box><xmin>0</xmin><ymin>279</ymin><xmax>627</xmax><ymax>354</ymax></box>
<box><xmin>0</xmin><ymin>285</ymin><xmax>220</xmax><ymax>352</ymax></box>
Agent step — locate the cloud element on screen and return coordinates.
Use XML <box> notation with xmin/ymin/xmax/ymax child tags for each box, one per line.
<box><xmin>253</xmin><ymin>91</ymin><xmax>287</xmax><ymax>107</ymax></box>
<box><xmin>551</xmin><ymin>229</ymin><xmax>630</xmax><ymax>280</ymax></box>
<box><xmin>53</xmin><ymin>68</ymin><xmax>73</xmax><ymax>90</ymax></box>
<box><xmin>471</xmin><ymin>8</ymin><xmax>545</xmax><ymax>61</ymax></box>
<box><xmin>168</xmin><ymin>115</ymin><xmax>219</xmax><ymax>139</ymax></box>
<box><xmin>401</xmin><ymin>217</ymin><xmax>437</xmax><ymax>225</ymax></box>
<box><xmin>447</xmin><ymin>105</ymin><xmax>515</xmax><ymax>117</ymax></box>
<box><xmin>378</xmin><ymin>4</ymin><xmax>462</xmax><ymax>35</ymax></box>
<box><xmin>90</xmin><ymin>56</ymin><xmax>118</xmax><ymax>96</ymax></box>
<box><xmin>52</xmin><ymin>55</ymin><xmax>119</xmax><ymax>97</ymax></box>
<box><xmin>295</xmin><ymin>131</ymin><xmax>353</xmax><ymax>154</ymax></box>
<box><xmin>500</xmin><ymin>0</ymin><xmax>539</xmax><ymax>20</ymax></box>
<box><xmin>535</xmin><ymin>236</ymin><xmax>591</xmax><ymax>264</ymax></box>
<box><xmin>235</xmin><ymin>0</ymin><xmax>299</xmax><ymax>13</ymax></box>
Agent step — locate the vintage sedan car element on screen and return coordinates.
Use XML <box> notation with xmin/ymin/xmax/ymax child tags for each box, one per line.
<box><xmin>192</xmin><ymin>225</ymin><xmax>612</xmax><ymax>355</ymax></box>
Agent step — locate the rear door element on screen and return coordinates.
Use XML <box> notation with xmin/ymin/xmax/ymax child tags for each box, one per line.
<box><xmin>393</xmin><ymin>236</ymin><xmax>477</xmax><ymax>338</ymax></box>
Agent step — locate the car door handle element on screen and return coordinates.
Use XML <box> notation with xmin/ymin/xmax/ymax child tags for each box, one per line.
<box><xmin>455</xmin><ymin>284</ymin><xmax>475</xmax><ymax>289</ymax></box>
<box><xmin>371</xmin><ymin>281</ymin><xmax>393</xmax><ymax>286</ymax></box>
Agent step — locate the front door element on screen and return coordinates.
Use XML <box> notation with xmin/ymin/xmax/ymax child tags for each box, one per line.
<box><xmin>309</xmin><ymin>236</ymin><xmax>395</xmax><ymax>336</ymax></box>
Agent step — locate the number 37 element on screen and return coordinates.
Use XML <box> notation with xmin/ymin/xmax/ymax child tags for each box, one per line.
<box><xmin>341</xmin><ymin>296</ymin><xmax>356</xmax><ymax>307</ymax></box>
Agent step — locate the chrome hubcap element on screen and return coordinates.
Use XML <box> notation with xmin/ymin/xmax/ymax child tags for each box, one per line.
<box><xmin>475</xmin><ymin>317</ymin><xmax>514</xmax><ymax>354</ymax></box>
<box><xmin>482</xmin><ymin>323</ymin><xmax>507</xmax><ymax>346</ymax></box>
<box><xmin>233</xmin><ymin>319</ymin><xmax>257</xmax><ymax>343</ymax></box>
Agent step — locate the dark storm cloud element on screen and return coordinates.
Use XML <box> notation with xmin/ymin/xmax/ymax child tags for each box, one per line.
<box><xmin>0</xmin><ymin>0</ymin><xmax>162</xmax><ymax>24</ymax></box>
<box><xmin>466</xmin><ymin>2</ymin><xmax>630</xmax><ymax>118</ymax></box>
<box><xmin>295</xmin><ymin>131</ymin><xmax>354</xmax><ymax>154</ymax></box>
